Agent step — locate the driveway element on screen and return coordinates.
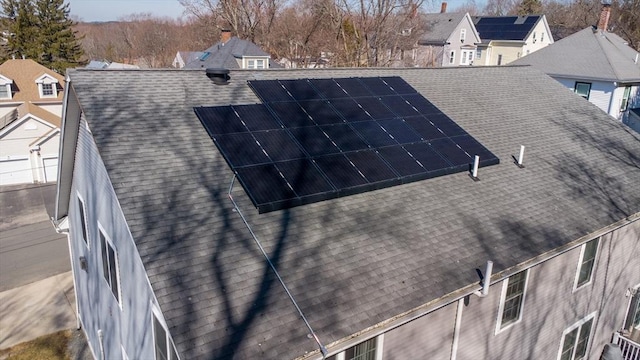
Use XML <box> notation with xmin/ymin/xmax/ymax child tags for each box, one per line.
<box><xmin>0</xmin><ymin>183</ymin><xmax>70</xmax><ymax>292</ymax></box>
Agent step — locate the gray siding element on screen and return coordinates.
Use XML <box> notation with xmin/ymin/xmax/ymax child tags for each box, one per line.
<box><xmin>383</xmin><ymin>302</ymin><xmax>456</xmax><ymax>359</ymax></box>
<box><xmin>375</xmin><ymin>220</ymin><xmax>638</xmax><ymax>360</ymax></box>
<box><xmin>69</xmin><ymin>115</ymin><xmax>163</xmax><ymax>360</ymax></box>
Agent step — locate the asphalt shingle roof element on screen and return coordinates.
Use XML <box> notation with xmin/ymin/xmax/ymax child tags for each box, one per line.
<box><xmin>183</xmin><ymin>37</ymin><xmax>273</xmax><ymax>69</ymax></box>
<box><xmin>419</xmin><ymin>12</ymin><xmax>467</xmax><ymax>45</ymax></box>
<box><xmin>0</xmin><ymin>59</ymin><xmax>65</xmax><ymax>102</ymax></box>
<box><xmin>512</xmin><ymin>27</ymin><xmax>640</xmax><ymax>83</ymax></box>
<box><xmin>67</xmin><ymin>66</ymin><xmax>640</xmax><ymax>360</ymax></box>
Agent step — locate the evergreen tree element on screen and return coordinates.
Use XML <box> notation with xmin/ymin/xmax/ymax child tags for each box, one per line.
<box><xmin>35</xmin><ymin>0</ymin><xmax>83</xmax><ymax>72</ymax></box>
<box><xmin>0</xmin><ymin>0</ymin><xmax>83</xmax><ymax>72</ymax></box>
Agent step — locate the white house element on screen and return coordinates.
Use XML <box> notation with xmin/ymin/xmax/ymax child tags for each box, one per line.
<box><xmin>473</xmin><ymin>15</ymin><xmax>554</xmax><ymax>66</ymax></box>
<box><xmin>54</xmin><ymin>66</ymin><xmax>639</xmax><ymax>360</ymax></box>
<box><xmin>512</xmin><ymin>4</ymin><xmax>640</xmax><ymax>133</ymax></box>
<box><xmin>0</xmin><ymin>59</ymin><xmax>64</xmax><ymax>185</ymax></box>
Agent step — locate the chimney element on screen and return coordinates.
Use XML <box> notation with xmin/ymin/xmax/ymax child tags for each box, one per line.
<box><xmin>221</xmin><ymin>29</ymin><xmax>232</xmax><ymax>44</ymax></box>
<box><xmin>440</xmin><ymin>2</ymin><xmax>447</xmax><ymax>13</ymax></box>
<box><xmin>597</xmin><ymin>2</ymin><xmax>611</xmax><ymax>31</ymax></box>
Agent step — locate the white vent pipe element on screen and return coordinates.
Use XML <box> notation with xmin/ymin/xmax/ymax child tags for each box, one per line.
<box><xmin>517</xmin><ymin>145</ymin><xmax>525</xmax><ymax>167</ymax></box>
<box><xmin>472</xmin><ymin>155</ymin><xmax>480</xmax><ymax>179</ymax></box>
<box><xmin>474</xmin><ymin>260</ymin><xmax>493</xmax><ymax>297</ymax></box>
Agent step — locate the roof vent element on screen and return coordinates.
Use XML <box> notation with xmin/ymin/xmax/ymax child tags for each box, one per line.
<box><xmin>206</xmin><ymin>68</ymin><xmax>230</xmax><ymax>85</ymax></box>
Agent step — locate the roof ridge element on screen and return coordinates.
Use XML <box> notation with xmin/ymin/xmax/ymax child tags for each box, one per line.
<box><xmin>598</xmin><ymin>31</ymin><xmax>629</xmax><ymax>80</ymax></box>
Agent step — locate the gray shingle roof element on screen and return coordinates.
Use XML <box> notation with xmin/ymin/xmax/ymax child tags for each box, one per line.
<box><xmin>183</xmin><ymin>37</ymin><xmax>274</xmax><ymax>69</ymax></box>
<box><xmin>512</xmin><ymin>27</ymin><xmax>640</xmax><ymax>83</ymax></box>
<box><xmin>419</xmin><ymin>12</ymin><xmax>467</xmax><ymax>45</ymax></box>
<box><xmin>67</xmin><ymin>66</ymin><xmax>640</xmax><ymax>360</ymax></box>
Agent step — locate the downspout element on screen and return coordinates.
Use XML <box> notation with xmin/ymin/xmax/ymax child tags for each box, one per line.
<box><xmin>227</xmin><ymin>175</ymin><xmax>328</xmax><ymax>358</ymax></box>
<box><xmin>450</xmin><ymin>298</ymin><xmax>464</xmax><ymax>360</ymax></box>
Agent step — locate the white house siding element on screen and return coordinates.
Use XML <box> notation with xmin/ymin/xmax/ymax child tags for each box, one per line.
<box><xmin>34</xmin><ymin>103</ymin><xmax>62</xmax><ymax>117</ymax></box>
<box><xmin>69</xmin><ymin>116</ymin><xmax>165</xmax><ymax>360</ymax></box>
<box><xmin>382</xmin><ymin>302</ymin><xmax>456</xmax><ymax>359</ymax></box>
<box><xmin>521</xmin><ymin>19</ymin><xmax>553</xmax><ymax>56</ymax></box>
<box><xmin>0</xmin><ymin>117</ymin><xmax>55</xmax><ymax>185</ymax></box>
<box><xmin>553</xmin><ymin>77</ymin><xmax>617</xmax><ymax>117</ymax></box>
<box><xmin>452</xmin><ymin>221</ymin><xmax>639</xmax><ymax>360</ymax></box>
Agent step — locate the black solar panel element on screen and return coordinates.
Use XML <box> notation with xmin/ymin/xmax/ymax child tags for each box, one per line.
<box><xmin>196</xmin><ymin>76</ymin><xmax>499</xmax><ymax>212</ymax></box>
<box><xmin>474</xmin><ymin>16</ymin><xmax>539</xmax><ymax>41</ymax></box>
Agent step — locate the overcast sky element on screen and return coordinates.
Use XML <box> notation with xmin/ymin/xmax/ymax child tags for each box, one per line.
<box><xmin>67</xmin><ymin>0</ymin><xmax>470</xmax><ymax>23</ymax></box>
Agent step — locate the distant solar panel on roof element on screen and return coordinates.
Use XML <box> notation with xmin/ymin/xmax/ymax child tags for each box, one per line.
<box><xmin>195</xmin><ymin>76</ymin><xmax>499</xmax><ymax>213</ymax></box>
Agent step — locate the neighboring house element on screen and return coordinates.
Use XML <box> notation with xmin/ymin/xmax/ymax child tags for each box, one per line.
<box><xmin>473</xmin><ymin>15</ymin><xmax>553</xmax><ymax>65</ymax></box>
<box><xmin>512</xmin><ymin>4</ymin><xmax>640</xmax><ymax>133</ymax></box>
<box><xmin>416</xmin><ymin>11</ymin><xmax>480</xmax><ymax>67</ymax></box>
<box><xmin>0</xmin><ymin>59</ymin><xmax>63</xmax><ymax>185</ymax></box>
<box><xmin>177</xmin><ymin>30</ymin><xmax>279</xmax><ymax>69</ymax></box>
<box><xmin>86</xmin><ymin>60</ymin><xmax>140</xmax><ymax>69</ymax></box>
<box><xmin>54</xmin><ymin>66</ymin><xmax>639</xmax><ymax>360</ymax></box>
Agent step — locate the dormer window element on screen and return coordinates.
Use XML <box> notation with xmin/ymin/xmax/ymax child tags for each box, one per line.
<box><xmin>245</xmin><ymin>58</ymin><xmax>266</xmax><ymax>69</ymax></box>
<box><xmin>0</xmin><ymin>75</ymin><xmax>13</xmax><ymax>100</ymax></box>
<box><xmin>35</xmin><ymin>74</ymin><xmax>59</xmax><ymax>98</ymax></box>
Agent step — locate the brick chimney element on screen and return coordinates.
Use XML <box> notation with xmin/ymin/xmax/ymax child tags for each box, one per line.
<box><xmin>440</xmin><ymin>2</ymin><xmax>447</xmax><ymax>13</ymax></box>
<box><xmin>221</xmin><ymin>29</ymin><xmax>232</xmax><ymax>44</ymax></box>
<box><xmin>597</xmin><ymin>2</ymin><xmax>611</xmax><ymax>31</ymax></box>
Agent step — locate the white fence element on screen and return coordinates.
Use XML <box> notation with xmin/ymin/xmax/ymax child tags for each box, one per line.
<box><xmin>613</xmin><ymin>332</ymin><xmax>640</xmax><ymax>360</ymax></box>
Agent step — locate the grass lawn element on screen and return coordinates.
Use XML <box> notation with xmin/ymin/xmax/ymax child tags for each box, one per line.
<box><xmin>0</xmin><ymin>330</ymin><xmax>71</xmax><ymax>360</ymax></box>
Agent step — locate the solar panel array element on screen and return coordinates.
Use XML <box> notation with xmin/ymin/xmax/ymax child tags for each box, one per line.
<box><xmin>474</xmin><ymin>16</ymin><xmax>539</xmax><ymax>41</ymax></box>
<box><xmin>195</xmin><ymin>77</ymin><xmax>499</xmax><ymax>213</ymax></box>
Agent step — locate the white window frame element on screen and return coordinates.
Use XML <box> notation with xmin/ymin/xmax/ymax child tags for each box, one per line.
<box><xmin>557</xmin><ymin>312</ymin><xmax>596</xmax><ymax>360</ymax></box>
<box><xmin>98</xmin><ymin>223</ymin><xmax>122</xmax><ymax>309</ymax></box>
<box><xmin>623</xmin><ymin>284</ymin><xmax>640</xmax><ymax>331</ymax></box>
<box><xmin>460</xmin><ymin>28</ymin><xmax>466</xmax><ymax>42</ymax></box>
<box><xmin>0</xmin><ymin>75</ymin><xmax>13</xmax><ymax>100</ymax></box>
<box><xmin>621</xmin><ymin>86</ymin><xmax>632</xmax><ymax>112</ymax></box>
<box><xmin>152</xmin><ymin>305</ymin><xmax>180</xmax><ymax>360</ymax></box>
<box><xmin>77</xmin><ymin>192</ymin><xmax>89</xmax><ymax>248</ymax></box>
<box><xmin>495</xmin><ymin>269</ymin><xmax>529</xmax><ymax>334</ymax></box>
<box><xmin>449</xmin><ymin>50</ymin><xmax>455</xmax><ymax>65</ymax></box>
<box><xmin>573</xmin><ymin>237</ymin><xmax>599</xmax><ymax>291</ymax></box>
<box><xmin>35</xmin><ymin>74</ymin><xmax>59</xmax><ymax>98</ymax></box>
<box><xmin>476</xmin><ymin>49</ymin><xmax>482</xmax><ymax>59</ymax></box>
<box><xmin>328</xmin><ymin>334</ymin><xmax>384</xmax><ymax>360</ymax></box>
<box><xmin>574</xmin><ymin>82</ymin><xmax>591</xmax><ymax>100</ymax></box>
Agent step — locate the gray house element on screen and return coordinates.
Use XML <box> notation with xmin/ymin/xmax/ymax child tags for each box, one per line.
<box><xmin>55</xmin><ymin>66</ymin><xmax>640</xmax><ymax>360</ymax></box>
<box><xmin>417</xmin><ymin>12</ymin><xmax>480</xmax><ymax>67</ymax></box>
<box><xmin>177</xmin><ymin>30</ymin><xmax>279</xmax><ymax>70</ymax></box>
<box><xmin>512</xmin><ymin>4</ymin><xmax>640</xmax><ymax>134</ymax></box>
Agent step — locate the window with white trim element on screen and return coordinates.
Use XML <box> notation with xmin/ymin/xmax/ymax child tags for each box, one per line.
<box><xmin>621</xmin><ymin>86</ymin><xmax>632</xmax><ymax>111</ymax></box>
<box><xmin>624</xmin><ymin>288</ymin><xmax>640</xmax><ymax>332</ymax></box>
<box><xmin>497</xmin><ymin>270</ymin><xmax>528</xmax><ymax>331</ymax></box>
<box><xmin>460</xmin><ymin>28</ymin><xmax>466</xmax><ymax>42</ymax></box>
<box><xmin>153</xmin><ymin>312</ymin><xmax>179</xmax><ymax>360</ymax></box>
<box><xmin>326</xmin><ymin>335</ymin><xmax>383</xmax><ymax>360</ymax></box>
<box><xmin>574</xmin><ymin>82</ymin><xmax>591</xmax><ymax>100</ymax></box>
<box><xmin>449</xmin><ymin>51</ymin><xmax>455</xmax><ymax>64</ymax></box>
<box><xmin>0</xmin><ymin>83</ymin><xmax>10</xmax><ymax>99</ymax></box>
<box><xmin>476</xmin><ymin>49</ymin><xmax>482</xmax><ymax>59</ymax></box>
<box><xmin>42</xmin><ymin>83</ymin><xmax>54</xmax><ymax>96</ymax></box>
<box><xmin>574</xmin><ymin>238</ymin><xmax>599</xmax><ymax>290</ymax></box>
<box><xmin>77</xmin><ymin>195</ymin><xmax>89</xmax><ymax>247</ymax></box>
<box><xmin>558</xmin><ymin>313</ymin><xmax>595</xmax><ymax>360</ymax></box>
<box><xmin>100</xmin><ymin>228</ymin><xmax>120</xmax><ymax>305</ymax></box>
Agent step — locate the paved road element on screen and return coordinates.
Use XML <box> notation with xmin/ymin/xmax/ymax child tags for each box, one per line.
<box><xmin>0</xmin><ymin>183</ymin><xmax>70</xmax><ymax>292</ymax></box>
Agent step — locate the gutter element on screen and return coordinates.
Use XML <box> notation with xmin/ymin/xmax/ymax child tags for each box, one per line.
<box><xmin>297</xmin><ymin>212</ymin><xmax>639</xmax><ymax>360</ymax></box>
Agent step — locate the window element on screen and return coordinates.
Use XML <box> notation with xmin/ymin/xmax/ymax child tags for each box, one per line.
<box><xmin>558</xmin><ymin>313</ymin><xmax>595</xmax><ymax>360</ymax></box>
<box><xmin>461</xmin><ymin>50</ymin><xmax>474</xmax><ymax>65</ymax></box>
<box><xmin>625</xmin><ymin>289</ymin><xmax>640</xmax><ymax>331</ymax></box>
<box><xmin>100</xmin><ymin>228</ymin><xmax>120</xmax><ymax>305</ymax></box>
<box><xmin>246</xmin><ymin>58</ymin><xmax>266</xmax><ymax>69</ymax></box>
<box><xmin>574</xmin><ymin>238</ymin><xmax>599</xmax><ymax>289</ymax></box>
<box><xmin>153</xmin><ymin>313</ymin><xmax>179</xmax><ymax>360</ymax></box>
<box><xmin>574</xmin><ymin>82</ymin><xmax>591</xmax><ymax>100</ymax></box>
<box><xmin>497</xmin><ymin>270</ymin><xmax>528</xmax><ymax>331</ymax></box>
<box><xmin>621</xmin><ymin>86</ymin><xmax>632</xmax><ymax>111</ymax></box>
<box><xmin>460</xmin><ymin>28</ymin><xmax>466</xmax><ymax>42</ymax></box>
<box><xmin>541</xmin><ymin>32</ymin><xmax>545</xmax><ymax>43</ymax></box>
<box><xmin>449</xmin><ymin>51</ymin><xmax>455</xmax><ymax>64</ymax></box>
<box><xmin>497</xmin><ymin>54</ymin><xmax>503</xmax><ymax>65</ymax></box>
<box><xmin>326</xmin><ymin>335</ymin><xmax>383</xmax><ymax>360</ymax></box>
<box><xmin>533</xmin><ymin>32</ymin><xmax>537</xmax><ymax>43</ymax></box>
<box><xmin>0</xmin><ymin>84</ymin><xmax>10</xmax><ymax>99</ymax></box>
<box><xmin>42</xmin><ymin>83</ymin><xmax>54</xmax><ymax>96</ymax></box>
<box><xmin>77</xmin><ymin>195</ymin><xmax>88</xmax><ymax>247</ymax></box>
<box><xmin>476</xmin><ymin>49</ymin><xmax>482</xmax><ymax>59</ymax></box>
